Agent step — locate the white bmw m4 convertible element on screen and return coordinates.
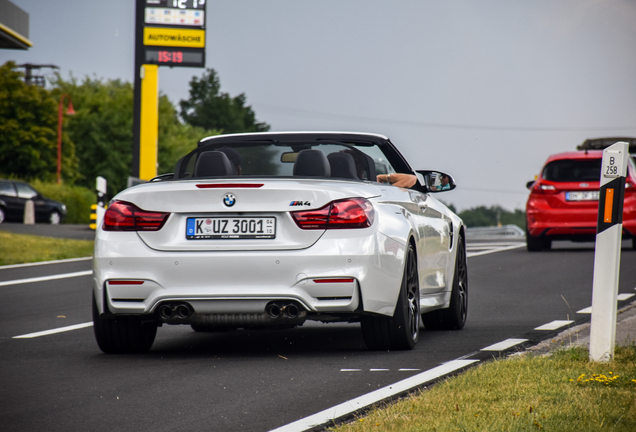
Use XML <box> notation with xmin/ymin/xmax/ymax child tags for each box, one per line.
<box><xmin>92</xmin><ymin>132</ymin><xmax>467</xmax><ymax>353</ymax></box>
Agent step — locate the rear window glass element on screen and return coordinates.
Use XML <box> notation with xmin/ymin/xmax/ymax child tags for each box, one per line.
<box><xmin>176</xmin><ymin>141</ymin><xmax>396</xmax><ymax>181</ymax></box>
<box><xmin>542</xmin><ymin>159</ymin><xmax>602</xmax><ymax>182</ymax></box>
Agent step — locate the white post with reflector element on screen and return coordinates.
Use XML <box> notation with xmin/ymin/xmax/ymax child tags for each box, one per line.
<box><xmin>589</xmin><ymin>142</ymin><xmax>629</xmax><ymax>362</ymax></box>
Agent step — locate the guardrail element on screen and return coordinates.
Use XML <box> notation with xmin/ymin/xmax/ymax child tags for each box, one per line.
<box><xmin>466</xmin><ymin>225</ymin><xmax>525</xmax><ymax>241</ymax></box>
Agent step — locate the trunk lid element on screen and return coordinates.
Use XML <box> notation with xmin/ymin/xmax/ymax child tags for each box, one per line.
<box><xmin>115</xmin><ymin>179</ymin><xmax>381</xmax><ymax>251</ymax></box>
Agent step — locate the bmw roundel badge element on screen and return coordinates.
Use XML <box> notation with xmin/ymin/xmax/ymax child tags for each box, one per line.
<box><xmin>223</xmin><ymin>193</ymin><xmax>236</xmax><ymax>207</ymax></box>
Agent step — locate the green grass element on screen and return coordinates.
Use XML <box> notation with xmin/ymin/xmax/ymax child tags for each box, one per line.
<box><xmin>331</xmin><ymin>346</ymin><xmax>636</xmax><ymax>432</ymax></box>
<box><xmin>0</xmin><ymin>231</ymin><xmax>94</xmax><ymax>266</ymax></box>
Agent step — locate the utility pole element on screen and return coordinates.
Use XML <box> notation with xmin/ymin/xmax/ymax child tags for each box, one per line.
<box><xmin>17</xmin><ymin>63</ymin><xmax>59</xmax><ymax>86</ymax></box>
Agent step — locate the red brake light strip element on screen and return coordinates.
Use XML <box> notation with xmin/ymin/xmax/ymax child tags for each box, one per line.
<box><xmin>196</xmin><ymin>184</ymin><xmax>264</xmax><ymax>189</ymax></box>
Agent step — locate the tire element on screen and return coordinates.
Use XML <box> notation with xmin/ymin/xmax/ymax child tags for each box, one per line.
<box><xmin>191</xmin><ymin>324</ymin><xmax>237</xmax><ymax>332</ymax></box>
<box><xmin>632</xmin><ymin>237</ymin><xmax>636</xmax><ymax>251</ymax></box>
<box><xmin>526</xmin><ymin>228</ymin><xmax>549</xmax><ymax>252</ymax></box>
<box><xmin>422</xmin><ymin>235</ymin><xmax>468</xmax><ymax>330</ymax></box>
<box><xmin>49</xmin><ymin>211</ymin><xmax>61</xmax><ymax>225</ymax></box>
<box><xmin>92</xmin><ymin>294</ymin><xmax>157</xmax><ymax>354</ymax></box>
<box><xmin>0</xmin><ymin>207</ymin><xmax>5</xmax><ymax>224</ymax></box>
<box><xmin>361</xmin><ymin>243</ymin><xmax>420</xmax><ymax>351</ymax></box>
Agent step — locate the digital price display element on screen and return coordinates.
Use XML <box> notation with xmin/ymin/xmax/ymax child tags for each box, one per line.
<box><xmin>145</xmin><ymin>0</ymin><xmax>206</xmax><ymax>27</ymax></box>
<box><xmin>145</xmin><ymin>47</ymin><xmax>204</xmax><ymax>67</ymax></box>
<box><xmin>142</xmin><ymin>0</ymin><xmax>206</xmax><ymax>68</ymax></box>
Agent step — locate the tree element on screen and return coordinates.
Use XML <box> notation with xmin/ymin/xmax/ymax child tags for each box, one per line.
<box><xmin>54</xmin><ymin>75</ymin><xmax>219</xmax><ymax>195</ymax></box>
<box><xmin>0</xmin><ymin>61</ymin><xmax>77</xmax><ymax>182</ymax></box>
<box><xmin>179</xmin><ymin>69</ymin><xmax>270</xmax><ymax>134</ymax></box>
<box><xmin>54</xmin><ymin>76</ymin><xmax>135</xmax><ymax>194</ymax></box>
<box><xmin>157</xmin><ymin>94</ymin><xmax>219</xmax><ymax>175</ymax></box>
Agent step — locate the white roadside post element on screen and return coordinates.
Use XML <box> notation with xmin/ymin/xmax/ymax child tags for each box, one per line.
<box><xmin>589</xmin><ymin>142</ymin><xmax>629</xmax><ymax>363</ymax></box>
<box><xmin>95</xmin><ymin>176</ymin><xmax>107</xmax><ymax>229</ymax></box>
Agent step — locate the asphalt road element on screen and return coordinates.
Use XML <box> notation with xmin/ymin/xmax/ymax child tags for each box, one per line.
<box><xmin>1</xmin><ymin>239</ymin><xmax>635</xmax><ymax>432</ymax></box>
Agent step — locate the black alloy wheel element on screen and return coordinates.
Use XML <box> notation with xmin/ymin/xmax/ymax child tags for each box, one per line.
<box><xmin>361</xmin><ymin>243</ymin><xmax>420</xmax><ymax>350</ymax></box>
<box><xmin>49</xmin><ymin>211</ymin><xmax>61</xmax><ymax>225</ymax></box>
<box><xmin>422</xmin><ymin>234</ymin><xmax>468</xmax><ymax>330</ymax></box>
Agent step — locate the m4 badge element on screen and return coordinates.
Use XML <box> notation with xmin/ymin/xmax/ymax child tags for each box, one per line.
<box><xmin>290</xmin><ymin>201</ymin><xmax>311</xmax><ymax>206</ymax></box>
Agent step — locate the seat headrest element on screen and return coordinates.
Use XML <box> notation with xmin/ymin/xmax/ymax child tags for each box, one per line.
<box><xmin>293</xmin><ymin>149</ymin><xmax>331</xmax><ymax>177</ymax></box>
<box><xmin>194</xmin><ymin>151</ymin><xmax>235</xmax><ymax>177</ymax></box>
<box><xmin>361</xmin><ymin>153</ymin><xmax>377</xmax><ymax>180</ymax></box>
<box><xmin>327</xmin><ymin>152</ymin><xmax>358</xmax><ymax>179</ymax></box>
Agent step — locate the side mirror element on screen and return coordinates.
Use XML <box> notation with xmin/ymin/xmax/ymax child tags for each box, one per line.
<box><xmin>416</xmin><ymin>170</ymin><xmax>456</xmax><ymax>193</ymax></box>
<box><xmin>526</xmin><ymin>180</ymin><xmax>535</xmax><ymax>189</ymax></box>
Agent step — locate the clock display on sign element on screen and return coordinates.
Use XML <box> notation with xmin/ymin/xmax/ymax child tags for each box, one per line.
<box><xmin>145</xmin><ymin>47</ymin><xmax>204</xmax><ymax>67</ymax></box>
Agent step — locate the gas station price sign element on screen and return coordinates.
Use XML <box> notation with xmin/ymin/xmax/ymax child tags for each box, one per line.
<box><xmin>142</xmin><ymin>0</ymin><xmax>206</xmax><ymax>68</ymax></box>
<box><xmin>145</xmin><ymin>0</ymin><xmax>205</xmax><ymax>27</ymax></box>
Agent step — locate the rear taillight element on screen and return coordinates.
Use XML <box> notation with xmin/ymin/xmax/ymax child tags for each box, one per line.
<box><xmin>103</xmin><ymin>201</ymin><xmax>170</xmax><ymax>232</ymax></box>
<box><xmin>531</xmin><ymin>182</ymin><xmax>558</xmax><ymax>195</ymax></box>
<box><xmin>291</xmin><ymin>198</ymin><xmax>374</xmax><ymax>230</ymax></box>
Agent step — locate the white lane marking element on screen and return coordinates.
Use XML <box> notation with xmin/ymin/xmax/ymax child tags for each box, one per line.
<box><xmin>340</xmin><ymin>369</ymin><xmax>361</xmax><ymax>372</ymax></box>
<box><xmin>0</xmin><ymin>256</ymin><xmax>92</xmax><ymax>270</ymax></box>
<box><xmin>0</xmin><ymin>270</ymin><xmax>92</xmax><ymax>287</ymax></box>
<box><xmin>480</xmin><ymin>338</ymin><xmax>528</xmax><ymax>351</ymax></box>
<box><xmin>399</xmin><ymin>368</ymin><xmax>421</xmax><ymax>371</ymax></box>
<box><xmin>618</xmin><ymin>293</ymin><xmax>635</xmax><ymax>301</ymax></box>
<box><xmin>270</xmin><ymin>359</ymin><xmax>478</xmax><ymax>432</ymax></box>
<box><xmin>370</xmin><ymin>369</ymin><xmax>389</xmax><ymax>372</ymax></box>
<box><xmin>13</xmin><ymin>322</ymin><xmax>93</xmax><ymax>339</ymax></box>
<box><xmin>534</xmin><ymin>320</ymin><xmax>574</xmax><ymax>331</ymax></box>
<box><xmin>466</xmin><ymin>243</ymin><xmax>525</xmax><ymax>258</ymax></box>
<box><xmin>577</xmin><ymin>307</ymin><xmax>592</xmax><ymax>314</ymax></box>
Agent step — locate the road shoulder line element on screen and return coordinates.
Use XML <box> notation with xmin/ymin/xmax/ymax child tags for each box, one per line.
<box><xmin>269</xmin><ymin>359</ymin><xmax>478</xmax><ymax>432</ymax></box>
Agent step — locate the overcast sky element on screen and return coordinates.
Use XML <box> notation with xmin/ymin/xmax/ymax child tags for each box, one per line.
<box><xmin>3</xmin><ymin>0</ymin><xmax>636</xmax><ymax>211</ymax></box>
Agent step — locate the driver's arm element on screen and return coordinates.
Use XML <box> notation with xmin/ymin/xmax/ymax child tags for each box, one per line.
<box><xmin>377</xmin><ymin>173</ymin><xmax>418</xmax><ymax>188</ymax></box>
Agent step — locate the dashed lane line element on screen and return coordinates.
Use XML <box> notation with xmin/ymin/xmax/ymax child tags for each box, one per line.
<box><xmin>13</xmin><ymin>322</ymin><xmax>93</xmax><ymax>339</ymax></box>
<box><xmin>480</xmin><ymin>338</ymin><xmax>528</xmax><ymax>351</ymax></box>
<box><xmin>270</xmin><ymin>359</ymin><xmax>478</xmax><ymax>432</ymax></box>
<box><xmin>0</xmin><ymin>270</ymin><xmax>92</xmax><ymax>287</ymax></box>
<box><xmin>534</xmin><ymin>320</ymin><xmax>574</xmax><ymax>331</ymax></box>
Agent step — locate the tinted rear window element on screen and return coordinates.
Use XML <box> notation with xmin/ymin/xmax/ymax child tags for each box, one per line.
<box><xmin>542</xmin><ymin>159</ymin><xmax>601</xmax><ymax>182</ymax></box>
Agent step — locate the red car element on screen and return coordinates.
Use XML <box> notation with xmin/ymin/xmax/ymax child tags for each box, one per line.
<box><xmin>525</xmin><ymin>150</ymin><xmax>636</xmax><ymax>251</ymax></box>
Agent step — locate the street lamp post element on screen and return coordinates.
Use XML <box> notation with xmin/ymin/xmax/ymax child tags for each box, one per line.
<box><xmin>57</xmin><ymin>94</ymin><xmax>75</xmax><ymax>184</ymax></box>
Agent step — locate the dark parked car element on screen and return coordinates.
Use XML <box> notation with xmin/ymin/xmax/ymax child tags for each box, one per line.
<box><xmin>0</xmin><ymin>180</ymin><xmax>67</xmax><ymax>224</ymax></box>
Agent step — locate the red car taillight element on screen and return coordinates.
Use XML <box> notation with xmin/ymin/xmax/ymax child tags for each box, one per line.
<box><xmin>291</xmin><ymin>198</ymin><xmax>375</xmax><ymax>230</ymax></box>
<box><xmin>103</xmin><ymin>201</ymin><xmax>170</xmax><ymax>232</ymax></box>
<box><xmin>531</xmin><ymin>182</ymin><xmax>558</xmax><ymax>195</ymax></box>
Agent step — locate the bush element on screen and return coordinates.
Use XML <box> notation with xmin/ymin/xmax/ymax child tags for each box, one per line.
<box><xmin>31</xmin><ymin>180</ymin><xmax>96</xmax><ymax>224</ymax></box>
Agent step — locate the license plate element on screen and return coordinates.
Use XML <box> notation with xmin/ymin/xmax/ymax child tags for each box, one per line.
<box><xmin>566</xmin><ymin>191</ymin><xmax>599</xmax><ymax>201</ymax></box>
<box><xmin>186</xmin><ymin>217</ymin><xmax>276</xmax><ymax>239</ymax></box>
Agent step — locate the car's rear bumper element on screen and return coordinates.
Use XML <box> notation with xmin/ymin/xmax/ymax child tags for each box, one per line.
<box><xmin>526</xmin><ymin>199</ymin><xmax>636</xmax><ymax>239</ymax></box>
<box><xmin>93</xmin><ymin>229</ymin><xmax>407</xmax><ymax>319</ymax></box>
